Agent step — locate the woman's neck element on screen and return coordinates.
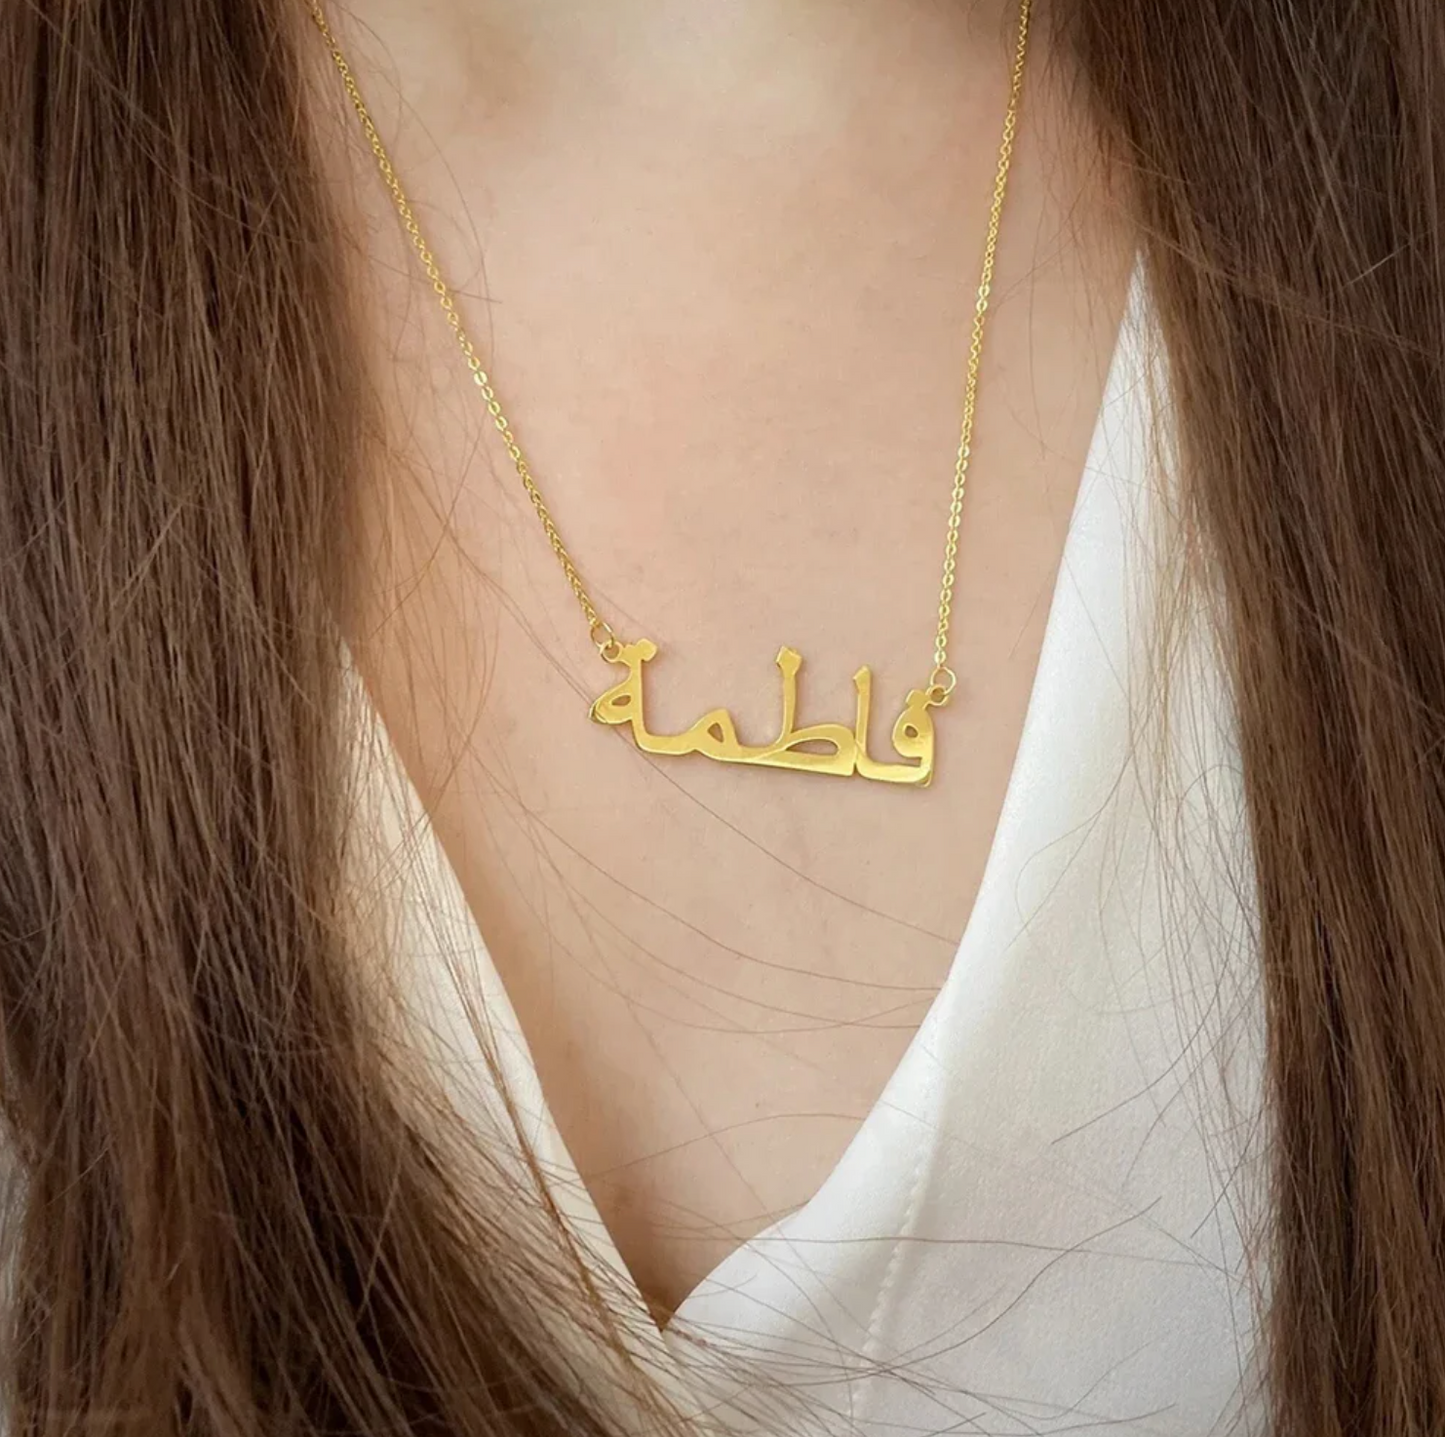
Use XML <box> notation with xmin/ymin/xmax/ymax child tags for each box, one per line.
<box><xmin>463</xmin><ymin>0</ymin><xmax>1022</xmax><ymax>71</ymax></box>
<box><xmin>349</xmin><ymin>0</ymin><xmax>1028</xmax><ymax>150</ymax></box>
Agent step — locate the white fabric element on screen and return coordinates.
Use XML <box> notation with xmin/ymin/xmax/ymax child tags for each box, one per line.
<box><xmin>348</xmin><ymin>273</ymin><xmax>1267</xmax><ymax>1437</ymax></box>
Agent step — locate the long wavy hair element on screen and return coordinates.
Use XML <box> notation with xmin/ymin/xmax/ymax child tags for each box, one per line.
<box><xmin>1</xmin><ymin>1</ymin><xmax>1442</xmax><ymax>1434</ymax></box>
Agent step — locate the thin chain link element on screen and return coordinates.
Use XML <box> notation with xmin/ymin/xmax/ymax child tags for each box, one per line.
<box><xmin>930</xmin><ymin>0</ymin><xmax>1032</xmax><ymax>700</ymax></box>
<box><xmin>307</xmin><ymin>4</ymin><xmax>618</xmax><ymax>653</ymax></box>
<box><xmin>311</xmin><ymin>0</ymin><xmax>1031</xmax><ymax>680</ymax></box>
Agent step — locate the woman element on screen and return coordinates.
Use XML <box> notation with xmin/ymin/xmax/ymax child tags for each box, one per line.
<box><xmin>1</xmin><ymin>0</ymin><xmax>1439</xmax><ymax>1433</ymax></box>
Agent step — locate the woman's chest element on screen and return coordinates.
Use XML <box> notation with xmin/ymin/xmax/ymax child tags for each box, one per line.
<box><xmin>350</xmin><ymin>409</ymin><xmax>1082</xmax><ymax>1313</ymax></box>
<box><xmin>347</xmin><ymin>320</ymin><xmax>1267</xmax><ymax>1428</ymax></box>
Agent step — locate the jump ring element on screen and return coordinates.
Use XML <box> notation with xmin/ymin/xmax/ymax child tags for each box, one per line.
<box><xmin>589</xmin><ymin>619</ymin><xmax>623</xmax><ymax>662</ymax></box>
<box><xmin>926</xmin><ymin>665</ymin><xmax>958</xmax><ymax>705</ymax></box>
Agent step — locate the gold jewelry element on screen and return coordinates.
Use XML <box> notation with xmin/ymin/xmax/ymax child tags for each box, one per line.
<box><xmin>313</xmin><ymin>0</ymin><xmax>1032</xmax><ymax>788</ymax></box>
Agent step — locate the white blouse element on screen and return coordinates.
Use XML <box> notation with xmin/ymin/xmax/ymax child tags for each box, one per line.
<box><xmin>347</xmin><ymin>273</ymin><xmax>1267</xmax><ymax>1437</ymax></box>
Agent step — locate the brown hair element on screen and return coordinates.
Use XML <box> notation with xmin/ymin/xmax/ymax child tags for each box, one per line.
<box><xmin>1070</xmin><ymin>2</ymin><xmax>1445</xmax><ymax>1431</ymax></box>
<box><xmin>0</xmin><ymin>3</ymin><xmax>666</xmax><ymax>1434</ymax></box>
<box><xmin>0</xmin><ymin>0</ymin><xmax>1441</xmax><ymax>1434</ymax></box>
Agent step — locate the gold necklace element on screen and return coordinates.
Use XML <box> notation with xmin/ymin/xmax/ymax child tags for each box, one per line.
<box><xmin>312</xmin><ymin>0</ymin><xmax>1032</xmax><ymax>789</ymax></box>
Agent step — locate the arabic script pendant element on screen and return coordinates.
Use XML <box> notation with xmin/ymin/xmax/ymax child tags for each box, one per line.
<box><xmin>588</xmin><ymin>638</ymin><xmax>949</xmax><ymax>787</ymax></box>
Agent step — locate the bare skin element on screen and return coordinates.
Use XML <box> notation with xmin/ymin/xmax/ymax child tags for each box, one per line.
<box><xmin>325</xmin><ymin>0</ymin><xmax>1135</xmax><ymax>1320</ymax></box>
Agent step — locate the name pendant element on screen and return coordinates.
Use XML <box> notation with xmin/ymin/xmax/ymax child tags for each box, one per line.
<box><xmin>588</xmin><ymin>637</ymin><xmax>950</xmax><ymax>787</ymax></box>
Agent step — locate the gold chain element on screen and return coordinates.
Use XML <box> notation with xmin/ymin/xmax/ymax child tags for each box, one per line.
<box><xmin>307</xmin><ymin>5</ymin><xmax>617</xmax><ymax>653</ymax></box>
<box><xmin>311</xmin><ymin>0</ymin><xmax>1031</xmax><ymax>690</ymax></box>
<box><xmin>931</xmin><ymin>0</ymin><xmax>1031</xmax><ymax>698</ymax></box>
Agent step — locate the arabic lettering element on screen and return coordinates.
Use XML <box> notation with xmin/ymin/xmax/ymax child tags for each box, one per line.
<box><xmin>588</xmin><ymin>638</ymin><xmax>941</xmax><ymax>786</ymax></box>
